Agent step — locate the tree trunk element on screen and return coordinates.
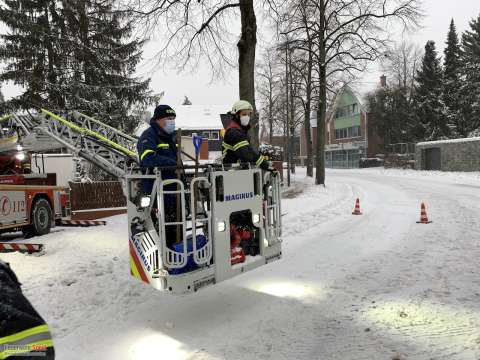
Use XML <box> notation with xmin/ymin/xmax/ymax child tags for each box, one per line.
<box><xmin>78</xmin><ymin>1</ymin><xmax>90</xmax><ymax>83</ymax></box>
<box><xmin>305</xmin><ymin>48</ymin><xmax>313</xmax><ymax>177</ymax></box>
<box><xmin>238</xmin><ymin>0</ymin><xmax>258</xmax><ymax>147</ymax></box>
<box><xmin>301</xmin><ymin>2</ymin><xmax>314</xmax><ymax>177</ymax></box>
<box><xmin>283</xmin><ymin>102</ymin><xmax>287</xmax><ymax>165</ymax></box>
<box><xmin>315</xmin><ymin>0</ymin><xmax>326</xmax><ymax>185</ymax></box>
<box><xmin>288</xmin><ymin>49</ymin><xmax>296</xmax><ymax>174</ymax></box>
<box><xmin>44</xmin><ymin>2</ymin><xmax>63</xmax><ymax>109</ymax></box>
<box><xmin>269</xmin><ymin>75</ymin><xmax>274</xmax><ymax>144</ymax></box>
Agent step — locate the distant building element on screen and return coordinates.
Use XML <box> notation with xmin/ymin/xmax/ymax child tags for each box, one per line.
<box><xmin>260</xmin><ymin>120</ymin><xmax>300</xmax><ymax>162</ymax></box>
<box><xmin>269</xmin><ymin>135</ymin><xmax>300</xmax><ymax>162</ymax></box>
<box><xmin>138</xmin><ymin>104</ymin><xmax>227</xmax><ymax>159</ymax></box>
<box><xmin>300</xmin><ymin>85</ymin><xmax>383</xmax><ymax>168</ymax></box>
<box><xmin>415</xmin><ymin>137</ymin><xmax>480</xmax><ymax>171</ymax></box>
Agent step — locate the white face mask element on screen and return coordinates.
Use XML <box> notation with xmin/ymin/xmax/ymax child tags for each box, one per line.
<box><xmin>164</xmin><ymin>119</ymin><xmax>176</xmax><ymax>134</ymax></box>
<box><xmin>240</xmin><ymin>115</ymin><xmax>250</xmax><ymax>126</ymax></box>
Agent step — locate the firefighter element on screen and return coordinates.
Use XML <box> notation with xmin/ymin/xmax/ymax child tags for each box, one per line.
<box><xmin>137</xmin><ymin>104</ymin><xmax>178</xmax><ymax>193</ymax></box>
<box><xmin>222</xmin><ymin>100</ymin><xmax>274</xmax><ymax>171</ymax></box>
<box><xmin>137</xmin><ymin>104</ymin><xmax>179</xmax><ymax>247</ymax></box>
<box><xmin>21</xmin><ymin>156</ymin><xmax>31</xmax><ymax>174</ymax></box>
<box><xmin>0</xmin><ymin>261</ymin><xmax>55</xmax><ymax>359</ymax></box>
<box><xmin>223</xmin><ymin>101</ymin><xmax>275</xmax><ymax>258</ymax></box>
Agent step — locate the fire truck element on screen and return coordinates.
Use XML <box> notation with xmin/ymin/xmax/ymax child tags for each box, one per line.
<box><xmin>0</xmin><ymin>180</ymin><xmax>70</xmax><ymax>238</ymax></box>
<box><xmin>0</xmin><ymin>116</ymin><xmax>71</xmax><ymax>237</ymax></box>
<box><xmin>1</xmin><ymin>110</ymin><xmax>282</xmax><ymax>294</ymax></box>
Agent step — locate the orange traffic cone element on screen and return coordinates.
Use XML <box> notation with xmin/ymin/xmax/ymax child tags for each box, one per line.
<box><xmin>416</xmin><ymin>202</ymin><xmax>432</xmax><ymax>224</ymax></box>
<box><xmin>352</xmin><ymin>198</ymin><xmax>362</xmax><ymax>215</ymax></box>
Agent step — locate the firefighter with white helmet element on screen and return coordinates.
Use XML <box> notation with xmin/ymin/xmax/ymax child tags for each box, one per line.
<box><xmin>222</xmin><ymin>100</ymin><xmax>273</xmax><ymax>171</ymax></box>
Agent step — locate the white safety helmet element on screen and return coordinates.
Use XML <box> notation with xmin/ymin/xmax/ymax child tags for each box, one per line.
<box><xmin>231</xmin><ymin>100</ymin><xmax>253</xmax><ymax>114</ymax></box>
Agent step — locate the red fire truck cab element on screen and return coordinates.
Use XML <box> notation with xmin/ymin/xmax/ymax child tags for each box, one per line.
<box><xmin>0</xmin><ymin>175</ymin><xmax>70</xmax><ymax>238</ymax></box>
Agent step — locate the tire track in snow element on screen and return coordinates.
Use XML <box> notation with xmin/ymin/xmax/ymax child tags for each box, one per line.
<box><xmin>282</xmin><ymin>180</ymin><xmax>355</xmax><ymax>239</ymax></box>
<box><xmin>323</xmin><ymin>175</ymin><xmax>480</xmax><ymax>360</ymax></box>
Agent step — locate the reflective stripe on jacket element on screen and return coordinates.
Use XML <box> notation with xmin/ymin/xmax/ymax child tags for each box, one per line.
<box><xmin>222</xmin><ymin>122</ymin><xmax>268</xmax><ymax>170</ymax></box>
<box><xmin>137</xmin><ymin>120</ymin><xmax>178</xmax><ymax>194</ymax></box>
<box><xmin>0</xmin><ymin>325</ymin><xmax>54</xmax><ymax>359</ymax></box>
<box><xmin>0</xmin><ymin>261</ymin><xmax>54</xmax><ymax>359</ymax></box>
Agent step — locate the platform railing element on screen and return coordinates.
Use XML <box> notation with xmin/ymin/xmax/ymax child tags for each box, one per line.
<box><xmin>158</xmin><ymin>178</ymin><xmax>188</xmax><ymax>269</ymax></box>
<box><xmin>264</xmin><ymin>172</ymin><xmax>282</xmax><ymax>243</ymax></box>
<box><xmin>190</xmin><ymin>176</ymin><xmax>212</xmax><ymax>265</ymax></box>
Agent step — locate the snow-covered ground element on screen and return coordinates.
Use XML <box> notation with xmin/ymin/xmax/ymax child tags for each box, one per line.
<box><xmin>2</xmin><ymin>167</ymin><xmax>480</xmax><ymax>360</ymax></box>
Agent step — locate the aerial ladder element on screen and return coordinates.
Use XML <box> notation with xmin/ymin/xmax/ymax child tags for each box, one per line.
<box><xmin>2</xmin><ymin>109</ymin><xmax>283</xmax><ymax>294</ymax></box>
<box><xmin>0</xmin><ymin>113</ymin><xmax>65</xmax><ymax>153</ymax></box>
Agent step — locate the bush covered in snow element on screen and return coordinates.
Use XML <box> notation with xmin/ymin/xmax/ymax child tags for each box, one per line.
<box><xmin>259</xmin><ymin>143</ymin><xmax>283</xmax><ymax>161</ymax></box>
<box><xmin>469</xmin><ymin>128</ymin><xmax>480</xmax><ymax>138</ymax></box>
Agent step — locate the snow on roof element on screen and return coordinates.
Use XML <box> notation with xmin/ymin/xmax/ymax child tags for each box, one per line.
<box><xmin>174</xmin><ymin>104</ymin><xmax>227</xmax><ymax>130</ymax></box>
<box><xmin>417</xmin><ymin>136</ymin><xmax>480</xmax><ymax>147</ymax></box>
<box><xmin>135</xmin><ymin>104</ymin><xmax>227</xmax><ymax>136</ymax></box>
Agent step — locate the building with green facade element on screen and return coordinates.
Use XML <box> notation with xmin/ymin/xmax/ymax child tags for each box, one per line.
<box><xmin>299</xmin><ymin>86</ymin><xmax>383</xmax><ymax>168</ymax></box>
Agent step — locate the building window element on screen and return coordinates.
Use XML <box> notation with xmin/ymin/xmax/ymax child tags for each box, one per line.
<box><xmin>210</xmin><ymin>131</ymin><xmax>219</xmax><ymax>140</ymax></box>
<box><xmin>334</xmin><ymin>103</ymin><xmax>360</xmax><ymax>118</ymax></box>
<box><xmin>348</xmin><ymin>126</ymin><xmax>361</xmax><ymax>138</ymax></box>
<box><xmin>335</xmin><ymin>126</ymin><xmax>361</xmax><ymax>139</ymax></box>
<box><xmin>202</xmin><ymin>131</ymin><xmax>210</xmax><ymax>139</ymax></box>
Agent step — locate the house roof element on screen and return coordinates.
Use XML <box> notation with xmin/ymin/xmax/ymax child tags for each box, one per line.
<box><xmin>310</xmin><ymin>86</ymin><xmax>365</xmax><ymax>128</ymax></box>
<box><xmin>174</xmin><ymin>104</ymin><xmax>227</xmax><ymax>130</ymax></box>
<box><xmin>135</xmin><ymin>104</ymin><xmax>227</xmax><ymax>136</ymax></box>
<box><xmin>417</xmin><ymin>136</ymin><xmax>480</xmax><ymax>147</ymax></box>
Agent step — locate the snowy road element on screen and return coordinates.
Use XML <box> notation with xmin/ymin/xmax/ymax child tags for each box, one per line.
<box><xmin>2</xmin><ymin>168</ymin><xmax>480</xmax><ymax>359</ymax></box>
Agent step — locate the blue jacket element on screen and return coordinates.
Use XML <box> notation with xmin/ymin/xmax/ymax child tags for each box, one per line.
<box><xmin>137</xmin><ymin>120</ymin><xmax>178</xmax><ymax>194</ymax></box>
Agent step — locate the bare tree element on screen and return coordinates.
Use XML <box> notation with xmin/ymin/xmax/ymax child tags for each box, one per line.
<box><xmin>274</xmin><ymin>44</ymin><xmax>307</xmax><ymax>173</ymax></box>
<box><xmin>381</xmin><ymin>40</ymin><xmax>422</xmax><ymax>100</ymax></box>
<box><xmin>122</xmin><ymin>0</ymin><xmax>281</xmax><ymax>147</ymax></box>
<box><xmin>257</xmin><ymin>49</ymin><xmax>283</xmax><ymax>144</ymax></box>
<box><xmin>290</xmin><ymin>1</ymin><xmax>316</xmax><ymax>177</ymax></box>
<box><xmin>280</xmin><ymin>0</ymin><xmax>422</xmax><ymax>185</ymax></box>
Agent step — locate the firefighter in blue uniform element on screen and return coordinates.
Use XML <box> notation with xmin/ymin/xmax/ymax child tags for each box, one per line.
<box><xmin>137</xmin><ymin>105</ymin><xmax>179</xmax><ymax>247</ymax></box>
<box><xmin>222</xmin><ymin>100</ymin><xmax>274</xmax><ymax>171</ymax></box>
<box><xmin>0</xmin><ymin>261</ymin><xmax>55</xmax><ymax>359</ymax></box>
<box><xmin>137</xmin><ymin>104</ymin><xmax>178</xmax><ymax>193</ymax></box>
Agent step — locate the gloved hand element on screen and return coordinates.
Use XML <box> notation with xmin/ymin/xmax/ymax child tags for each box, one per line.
<box><xmin>266</xmin><ymin>161</ymin><xmax>277</xmax><ymax>173</ymax></box>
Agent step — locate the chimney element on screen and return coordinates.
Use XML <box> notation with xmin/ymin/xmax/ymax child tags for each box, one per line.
<box><xmin>380</xmin><ymin>75</ymin><xmax>387</xmax><ymax>88</ymax></box>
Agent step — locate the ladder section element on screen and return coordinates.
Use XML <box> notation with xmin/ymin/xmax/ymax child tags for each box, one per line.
<box><xmin>1</xmin><ymin>114</ymin><xmax>43</xmax><ymax>135</ymax></box>
<box><xmin>1</xmin><ymin>114</ymin><xmax>32</xmax><ymax>137</ymax></box>
<box><xmin>36</xmin><ymin>109</ymin><xmax>139</xmax><ymax>179</ymax></box>
<box><xmin>1</xmin><ymin>113</ymin><xmax>66</xmax><ymax>153</ymax></box>
<box><xmin>0</xmin><ymin>115</ymin><xmax>19</xmax><ymax>152</ymax></box>
<box><xmin>69</xmin><ymin>112</ymin><xmax>138</xmax><ymax>155</ymax></box>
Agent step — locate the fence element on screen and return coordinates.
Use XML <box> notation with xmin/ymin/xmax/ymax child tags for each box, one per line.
<box><xmin>70</xmin><ymin>181</ymin><xmax>126</xmax><ymax>211</ymax></box>
<box><xmin>385</xmin><ymin>143</ymin><xmax>416</xmax><ymax>155</ymax></box>
<box><xmin>384</xmin><ymin>143</ymin><xmax>416</xmax><ymax>169</ymax></box>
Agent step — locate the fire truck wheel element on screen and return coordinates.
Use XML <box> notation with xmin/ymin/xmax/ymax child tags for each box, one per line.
<box><xmin>31</xmin><ymin>198</ymin><xmax>53</xmax><ymax>236</ymax></box>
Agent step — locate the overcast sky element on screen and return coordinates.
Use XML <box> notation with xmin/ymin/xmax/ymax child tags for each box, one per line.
<box><xmin>2</xmin><ymin>0</ymin><xmax>480</xmax><ymax>109</ymax></box>
<box><xmin>354</xmin><ymin>0</ymin><xmax>480</xmax><ymax>95</ymax></box>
